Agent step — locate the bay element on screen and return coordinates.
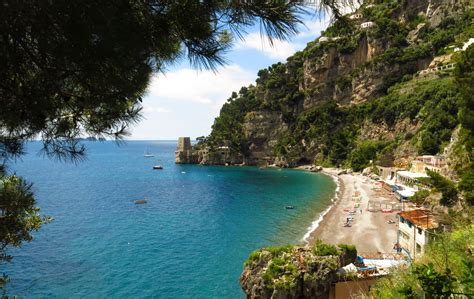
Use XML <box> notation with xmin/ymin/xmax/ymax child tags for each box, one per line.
<box><xmin>4</xmin><ymin>141</ymin><xmax>335</xmax><ymax>298</ymax></box>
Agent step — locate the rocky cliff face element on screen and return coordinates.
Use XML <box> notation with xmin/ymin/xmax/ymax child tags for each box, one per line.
<box><xmin>179</xmin><ymin>0</ymin><xmax>471</xmax><ymax>169</ymax></box>
<box><xmin>240</xmin><ymin>244</ymin><xmax>357</xmax><ymax>299</ymax></box>
<box><xmin>243</xmin><ymin>111</ymin><xmax>289</xmax><ymax>165</ymax></box>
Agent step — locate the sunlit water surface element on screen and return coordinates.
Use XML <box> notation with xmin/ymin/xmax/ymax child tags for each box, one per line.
<box><xmin>4</xmin><ymin>141</ymin><xmax>335</xmax><ymax>298</ymax></box>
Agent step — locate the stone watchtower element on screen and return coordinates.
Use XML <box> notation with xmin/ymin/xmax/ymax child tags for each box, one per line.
<box><xmin>177</xmin><ymin>137</ymin><xmax>192</xmax><ymax>152</ymax></box>
<box><xmin>175</xmin><ymin>137</ymin><xmax>197</xmax><ymax>163</ymax></box>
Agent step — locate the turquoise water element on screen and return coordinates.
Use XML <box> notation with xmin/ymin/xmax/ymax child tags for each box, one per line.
<box><xmin>4</xmin><ymin>141</ymin><xmax>335</xmax><ymax>298</ymax></box>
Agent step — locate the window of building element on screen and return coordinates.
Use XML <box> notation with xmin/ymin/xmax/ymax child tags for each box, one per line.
<box><xmin>407</xmin><ymin>221</ymin><xmax>413</xmax><ymax>228</ymax></box>
<box><xmin>400</xmin><ymin>217</ymin><xmax>405</xmax><ymax>224</ymax></box>
<box><xmin>418</xmin><ymin>228</ymin><xmax>423</xmax><ymax>235</ymax></box>
<box><xmin>400</xmin><ymin>232</ymin><xmax>409</xmax><ymax>240</ymax></box>
<box><xmin>416</xmin><ymin>243</ymin><xmax>422</xmax><ymax>253</ymax></box>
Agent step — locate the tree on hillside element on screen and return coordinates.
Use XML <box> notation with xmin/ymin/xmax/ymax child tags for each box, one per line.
<box><xmin>426</xmin><ymin>170</ymin><xmax>459</xmax><ymax>207</ymax></box>
<box><xmin>453</xmin><ymin>45</ymin><xmax>474</xmax><ymax>206</ymax></box>
<box><xmin>0</xmin><ymin>0</ymin><xmax>355</xmax><ymax>290</ymax></box>
<box><xmin>455</xmin><ymin>45</ymin><xmax>474</xmax><ymax>149</ymax></box>
<box><xmin>410</xmin><ymin>189</ymin><xmax>430</xmax><ymax>206</ymax></box>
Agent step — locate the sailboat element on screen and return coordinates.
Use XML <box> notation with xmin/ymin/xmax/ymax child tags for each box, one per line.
<box><xmin>144</xmin><ymin>147</ymin><xmax>154</xmax><ymax>157</ymax></box>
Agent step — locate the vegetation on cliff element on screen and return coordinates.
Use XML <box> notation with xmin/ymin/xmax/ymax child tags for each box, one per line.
<box><xmin>370</xmin><ymin>221</ymin><xmax>473</xmax><ymax>298</ymax></box>
<box><xmin>204</xmin><ymin>1</ymin><xmax>473</xmax><ymax>172</ymax></box>
<box><xmin>221</xmin><ymin>1</ymin><xmax>474</xmax><ymax>298</ymax></box>
<box><xmin>241</xmin><ymin>242</ymin><xmax>356</xmax><ymax>297</ymax></box>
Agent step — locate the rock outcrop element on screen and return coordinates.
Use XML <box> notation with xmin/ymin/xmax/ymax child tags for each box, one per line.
<box><xmin>240</xmin><ymin>244</ymin><xmax>357</xmax><ymax>299</ymax></box>
<box><xmin>243</xmin><ymin>111</ymin><xmax>289</xmax><ymax>165</ymax></box>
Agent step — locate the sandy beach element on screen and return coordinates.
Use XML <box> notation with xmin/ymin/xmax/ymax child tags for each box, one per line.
<box><xmin>306</xmin><ymin>168</ymin><xmax>399</xmax><ymax>254</ymax></box>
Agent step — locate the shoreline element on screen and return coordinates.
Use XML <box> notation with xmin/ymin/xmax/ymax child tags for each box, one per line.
<box><xmin>301</xmin><ymin>167</ymin><xmax>398</xmax><ymax>253</ymax></box>
<box><xmin>301</xmin><ymin>169</ymin><xmax>342</xmax><ymax>243</ymax></box>
<box><xmin>179</xmin><ymin>162</ymin><xmax>397</xmax><ymax>253</ymax></box>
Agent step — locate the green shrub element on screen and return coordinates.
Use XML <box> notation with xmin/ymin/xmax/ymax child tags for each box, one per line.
<box><xmin>371</xmin><ymin>225</ymin><xmax>474</xmax><ymax>298</ymax></box>
<box><xmin>349</xmin><ymin>141</ymin><xmax>386</xmax><ymax>172</ymax></box>
<box><xmin>427</xmin><ymin>170</ymin><xmax>459</xmax><ymax>207</ymax></box>
<box><xmin>410</xmin><ymin>189</ymin><xmax>430</xmax><ymax>206</ymax></box>
<box><xmin>313</xmin><ymin>240</ymin><xmax>339</xmax><ymax>256</ymax></box>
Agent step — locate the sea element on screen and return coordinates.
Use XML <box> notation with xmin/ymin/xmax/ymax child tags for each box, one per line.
<box><xmin>3</xmin><ymin>141</ymin><xmax>336</xmax><ymax>298</ymax></box>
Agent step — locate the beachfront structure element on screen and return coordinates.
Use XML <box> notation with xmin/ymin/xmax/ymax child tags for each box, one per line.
<box><xmin>330</xmin><ymin>254</ymin><xmax>406</xmax><ymax>298</ymax></box>
<box><xmin>410</xmin><ymin>155</ymin><xmax>446</xmax><ymax>174</ymax></box>
<box><xmin>376</xmin><ymin>166</ymin><xmax>396</xmax><ymax>181</ymax></box>
<box><xmin>360</xmin><ymin>21</ymin><xmax>375</xmax><ymax>29</ymax></box>
<box><xmin>415</xmin><ymin>155</ymin><xmax>446</xmax><ymax>167</ymax></box>
<box><xmin>395</xmin><ymin>186</ymin><xmax>417</xmax><ymax>201</ymax></box>
<box><xmin>398</xmin><ymin>210</ymin><xmax>438</xmax><ymax>257</ymax></box>
<box><xmin>381</xmin><ymin>181</ymin><xmax>397</xmax><ymax>193</ymax></box>
<box><xmin>395</xmin><ymin>170</ymin><xmax>429</xmax><ymax>186</ymax></box>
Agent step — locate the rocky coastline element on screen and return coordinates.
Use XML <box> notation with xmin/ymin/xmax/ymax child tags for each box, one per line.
<box><xmin>175</xmin><ymin>0</ymin><xmax>469</xmax><ymax>172</ymax></box>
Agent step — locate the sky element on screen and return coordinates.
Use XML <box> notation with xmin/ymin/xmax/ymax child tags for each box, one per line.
<box><xmin>129</xmin><ymin>14</ymin><xmax>331</xmax><ymax>140</ymax></box>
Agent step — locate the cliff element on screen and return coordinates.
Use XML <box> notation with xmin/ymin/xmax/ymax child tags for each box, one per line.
<box><xmin>178</xmin><ymin>0</ymin><xmax>472</xmax><ymax>173</ymax></box>
<box><xmin>240</xmin><ymin>243</ymin><xmax>357</xmax><ymax>299</ymax></box>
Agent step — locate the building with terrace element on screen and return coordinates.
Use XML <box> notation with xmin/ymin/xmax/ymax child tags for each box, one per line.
<box><xmin>398</xmin><ymin>209</ymin><xmax>438</xmax><ymax>257</ymax></box>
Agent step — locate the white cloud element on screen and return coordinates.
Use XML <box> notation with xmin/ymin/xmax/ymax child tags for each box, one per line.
<box><xmin>297</xmin><ymin>17</ymin><xmax>330</xmax><ymax>38</ymax></box>
<box><xmin>235</xmin><ymin>16</ymin><xmax>331</xmax><ymax>60</ymax></box>
<box><xmin>236</xmin><ymin>33</ymin><xmax>303</xmax><ymax>60</ymax></box>
<box><xmin>130</xmin><ymin>64</ymin><xmax>256</xmax><ymax>139</ymax></box>
<box><xmin>142</xmin><ymin>104</ymin><xmax>171</xmax><ymax>114</ymax></box>
<box><xmin>128</xmin><ymin>15</ymin><xmax>337</xmax><ymax>139</ymax></box>
<box><xmin>146</xmin><ymin>64</ymin><xmax>255</xmax><ymax>106</ymax></box>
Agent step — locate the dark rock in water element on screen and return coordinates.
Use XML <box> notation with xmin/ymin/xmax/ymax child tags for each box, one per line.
<box><xmin>134</xmin><ymin>199</ymin><xmax>147</xmax><ymax>204</ymax></box>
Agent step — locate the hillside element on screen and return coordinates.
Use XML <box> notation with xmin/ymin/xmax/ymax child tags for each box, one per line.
<box><xmin>182</xmin><ymin>0</ymin><xmax>472</xmax><ymax>177</ymax></box>
<box><xmin>182</xmin><ymin>1</ymin><xmax>474</xmax><ymax>298</ymax></box>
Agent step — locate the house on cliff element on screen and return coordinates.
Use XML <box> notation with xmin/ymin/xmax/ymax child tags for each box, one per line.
<box><xmin>398</xmin><ymin>209</ymin><xmax>438</xmax><ymax>257</ymax></box>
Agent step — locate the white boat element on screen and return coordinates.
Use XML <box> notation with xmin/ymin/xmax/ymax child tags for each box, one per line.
<box><xmin>153</xmin><ymin>165</ymin><xmax>163</xmax><ymax>170</ymax></box>
<box><xmin>144</xmin><ymin>147</ymin><xmax>154</xmax><ymax>157</ymax></box>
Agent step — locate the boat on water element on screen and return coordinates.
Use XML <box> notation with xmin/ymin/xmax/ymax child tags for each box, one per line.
<box><xmin>153</xmin><ymin>165</ymin><xmax>163</xmax><ymax>170</ymax></box>
<box><xmin>285</xmin><ymin>205</ymin><xmax>295</xmax><ymax>209</ymax></box>
<box><xmin>144</xmin><ymin>147</ymin><xmax>154</xmax><ymax>157</ymax></box>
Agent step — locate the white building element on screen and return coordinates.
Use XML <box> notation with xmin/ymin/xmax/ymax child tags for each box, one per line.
<box><xmin>319</xmin><ymin>36</ymin><xmax>340</xmax><ymax>43</ymax></box>
<box><xmin>360</xmin><ymin>21</ymin><xmax>375</xmax><ymax>29</ymax></box>
<box><xmin>411</xmin><ymin>155</ymin><xmax>447</xmax><ymax>174</ymax></box>
<box><xmin>319</xmin><ymin>36</ymin><xmax>330</xmax><ymax>42</ymax></box>
<box><xmin>349</xmin><ymin>13</ymin><xmax>363</xmax><ymax>20</ymax></box>
<box><xmin>398</xmin><ymin>209</ymin><xmax>438</xmax><ymax>257</ymax></box>
<box><xmin>396</xmin><ymin>170</ymin><xmax>429</xmax><ymax>186</ymax></box>
<box><xmin>454</xmin><ymin>38</ymin><xmax>474</xmax><ymax>52</ymax></box>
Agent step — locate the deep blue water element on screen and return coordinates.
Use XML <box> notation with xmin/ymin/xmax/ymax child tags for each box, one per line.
<box><xmin>3</xmin><ymin>141</ymin><xmax>335</xmax><ymax>298</ymax></box>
